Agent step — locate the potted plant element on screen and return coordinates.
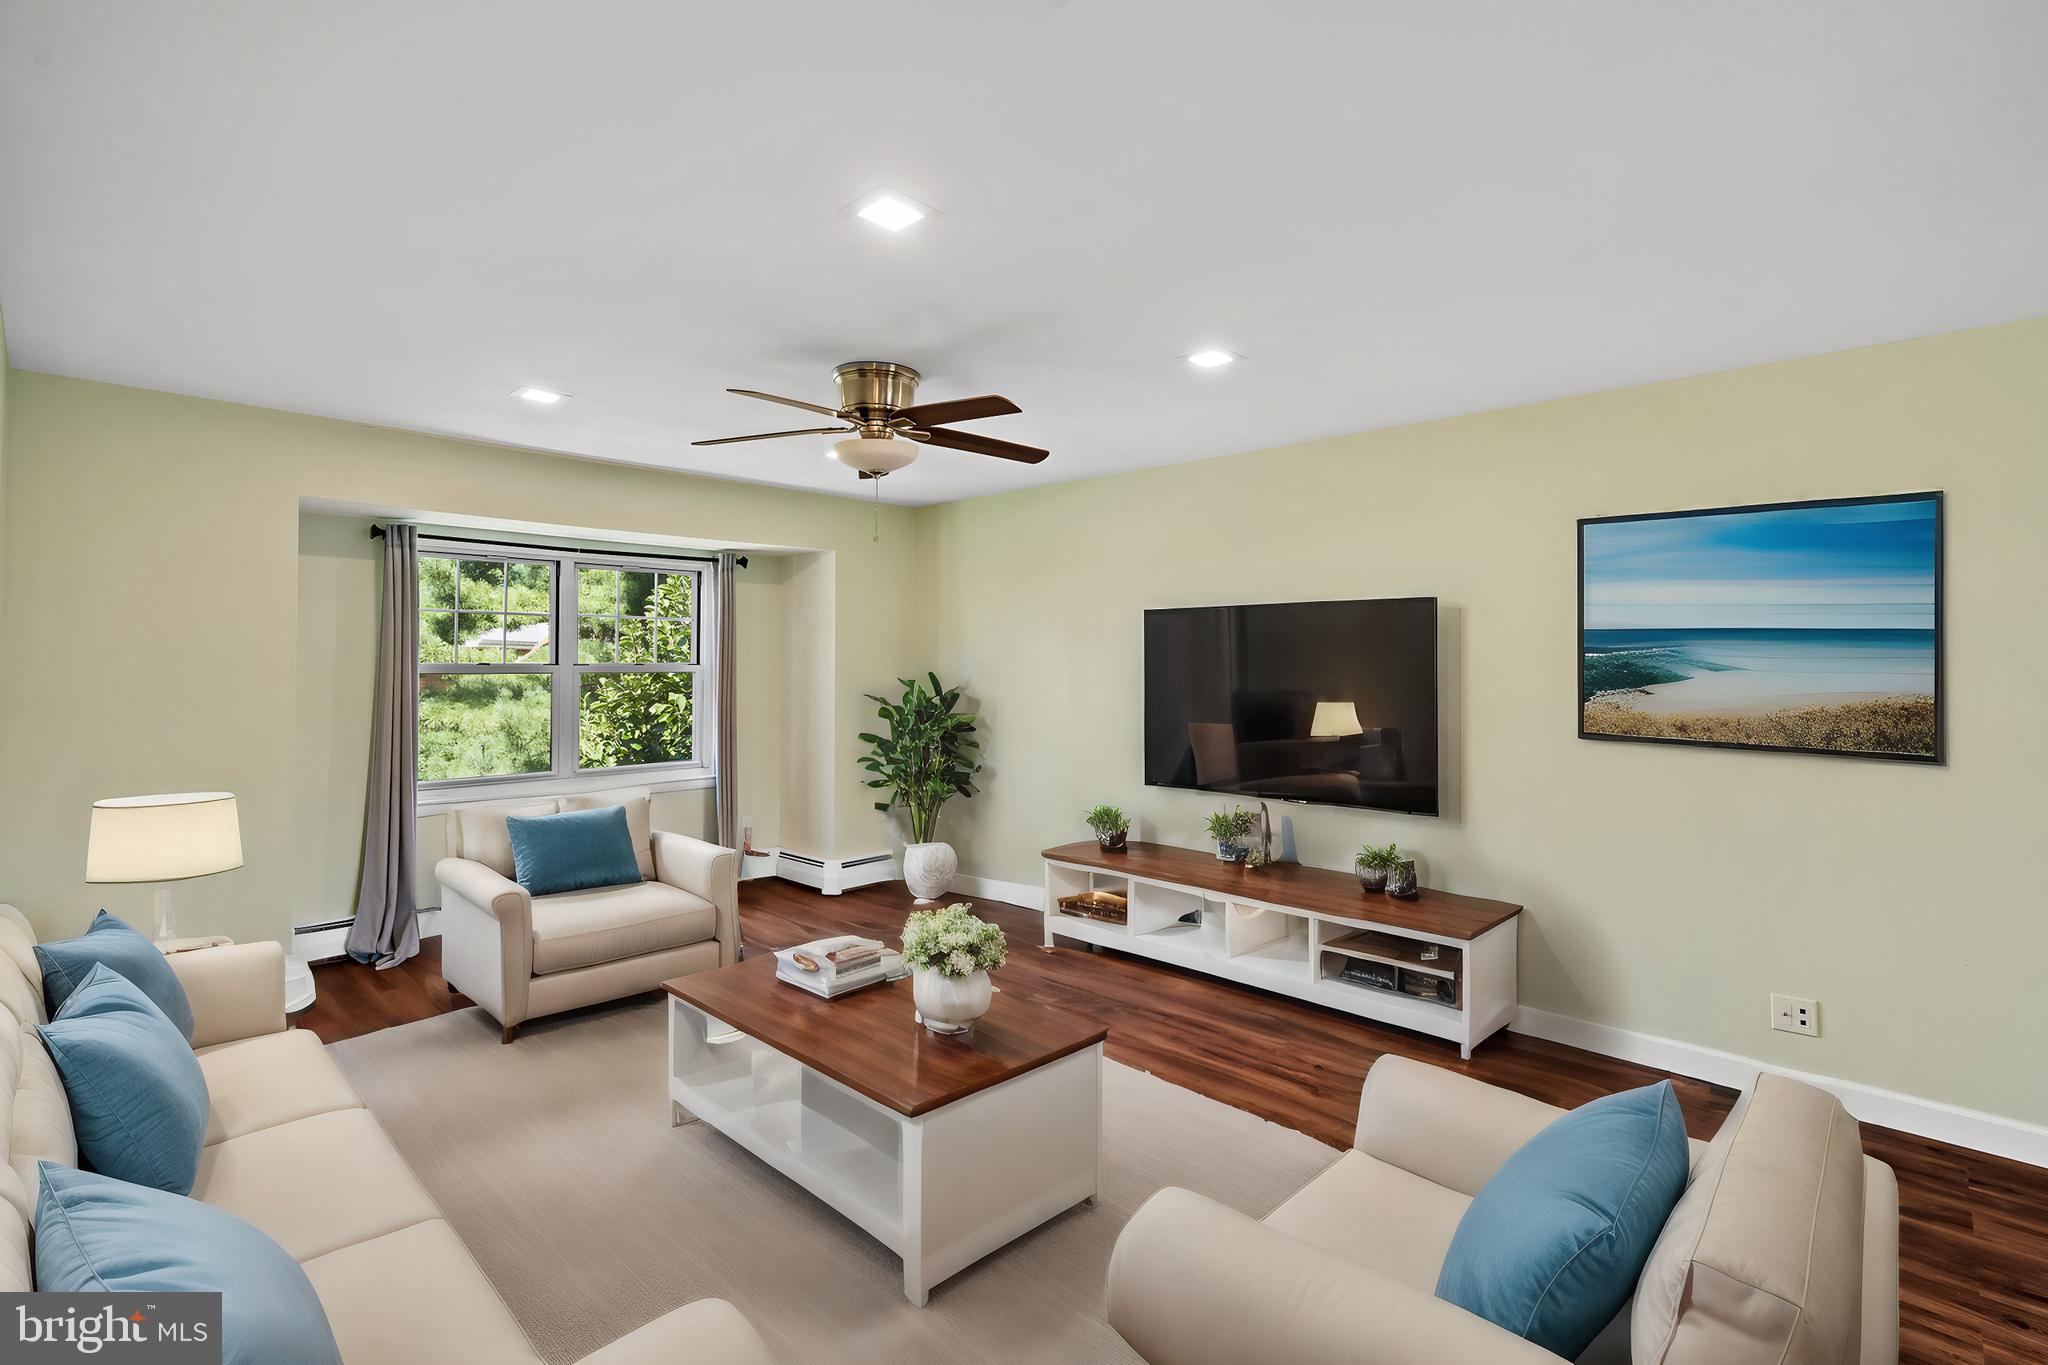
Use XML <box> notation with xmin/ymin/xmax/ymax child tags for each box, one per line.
<box><xmin>1205</xmin><ymin>806</ymin><xmax>1256</xmax><ymax>862</ymax></box>
<box><xmin>860</xmin><ymin>674</ymin><xmax>982</xmax><ymax>905</ymax></box>
<box><xmin>901</xmin><ymin>903</ymin><xmax>1008</xmax><ymax>1035</ymax></box>
<box><xmin>1356</xmin><ymin>842</ymin><xmax>1401</xmax><ymax>893</ymax></box>
<box><xmin>1085</xmin><ymin>804</ymin><xmax>1130</xmax><ymax>852</ymax></box>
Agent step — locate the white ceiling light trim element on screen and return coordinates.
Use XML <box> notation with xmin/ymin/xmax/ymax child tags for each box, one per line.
<box><xmin>512</xmin><ymin>386</ymin><xmax>567</xmax><ymax>405</ymax></box>
<box><xmin>849</xmin><ymin>188</ymin><xmax>933</xmax><ymax>232</ymax></box>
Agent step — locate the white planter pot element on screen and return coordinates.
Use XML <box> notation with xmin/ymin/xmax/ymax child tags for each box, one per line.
<box><xmin>902</xmin><ymin>841</ymin><xmax>958</xmax><ymax>904</ymax></box>
<box><xmin>912</xmin><ymin>967</ymin><xmax>992</xmax><ymax>1036</ymax></box>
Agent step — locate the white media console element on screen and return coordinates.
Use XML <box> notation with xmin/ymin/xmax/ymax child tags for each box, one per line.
<box><xmin>1041</xmin><ymin>841</ymin><xmax>1521</xmax><ymax>1059</ymax></box>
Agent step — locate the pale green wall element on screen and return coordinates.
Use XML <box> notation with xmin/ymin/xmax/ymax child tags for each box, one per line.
<box><xmin>291</xmin><ymin>511</ymin><xmax>380</xmax><ymax>926</ymax></box>
<box><xmin>919</xmin><ymin>319</ymin><xmax>2048</xmax><ymax>1127</ymax></box>
<box><xmin>0</xmin><ymin>373</ymin><xmax>921</xmax><ymax>946</ymax></box>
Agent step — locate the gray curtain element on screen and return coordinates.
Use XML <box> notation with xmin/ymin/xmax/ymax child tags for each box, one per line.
<box><xmin>348</xmin><ymin>524</ymin><xmax>422</xmax><ymax>969</ymax></box>
<box><xmin>714</xmin><ymin>550</ymin><xmax>743</xmax><ymax>958</ymax></box>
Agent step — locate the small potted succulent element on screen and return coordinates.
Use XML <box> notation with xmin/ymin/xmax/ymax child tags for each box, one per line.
<box><xmin>901</xmin><ymin>903</ymin><xmax>1008</xmax><ymax>1036</ymax></box>
<box><xmin>1356</xmin><ymin>842</ymin><xmax>1402</xmax><ymax>893</ymax></box>
<box><xmin>1205</xmin><ymin>806</ymin><xmax>1257</xmax><ymax>862</ymax></box>
<box><xmin>1085</xmin><ymin>804</ymin><xmax>1130</xmax><ymax>852</ymax></box>
<box><xmin>1244</xmin><ymin>847</ymin><xmax>1269</xmax><ymax>871</ymax></box>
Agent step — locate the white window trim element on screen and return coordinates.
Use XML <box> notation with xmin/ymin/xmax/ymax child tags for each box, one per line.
<box><xmin>415</xmin><ymin>537</ymin><xmax>718</xmax><ymax>804</ymax></box>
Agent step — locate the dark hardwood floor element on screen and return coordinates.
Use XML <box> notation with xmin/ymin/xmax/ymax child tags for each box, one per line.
<box><xmin>300</xmin><ymin>878</ymin><xmax>2047</xmax><ymax>1365</ymax></box>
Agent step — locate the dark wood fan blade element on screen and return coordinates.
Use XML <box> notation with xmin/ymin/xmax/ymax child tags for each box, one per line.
<box><xmin>918</xmin><ymin>425</ymin><xmax>1049</xmax><ymax>464</ymax></box>
<box><xmin>691</xmin><ymin>426</ymin><xmax>849</xmax><ymax>447</ymax></box>
<box><xmin>895</xmin><ymin>394</ymin><xmax>1021</xmax><ymax>428</ymax></box>
<box><xmin>728</xmin><ymin>388</ymin><xmax>844</xmax><ymax>419</ymax></box>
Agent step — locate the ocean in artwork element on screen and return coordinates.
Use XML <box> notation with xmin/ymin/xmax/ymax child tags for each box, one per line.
<box><xmin>1580</xmin><ymin>497</ymin><xmax>1938</xmax><ymax>756</ymax></box>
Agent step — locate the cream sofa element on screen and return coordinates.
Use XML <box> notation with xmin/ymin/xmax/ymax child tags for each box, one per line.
<box><xmin>437</xmin><ymin>791</ymin><xmax>739</xmax><ymax>1042</ymax></box>
<box><xmin>1108</xmin><ymin>1055</ymin><xmax>1899</xmax><ymax>1365</ymax></box>
<box><xmin>0</xmin><ymin>903</ymin><xmax>773</xmax><ymax>1363</ymax></box>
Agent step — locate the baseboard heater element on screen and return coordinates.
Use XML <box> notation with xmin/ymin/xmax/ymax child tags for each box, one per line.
<box><xmin>773</xmin><ymin>851</ymin><xmax>898</xmax><ymax>895</ymax></box>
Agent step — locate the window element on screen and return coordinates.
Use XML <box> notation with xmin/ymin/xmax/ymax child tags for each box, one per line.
<box><xmin>415</xmin><ymin>540</ymin><xmax>710</xmax><ymax>789</ymax></box>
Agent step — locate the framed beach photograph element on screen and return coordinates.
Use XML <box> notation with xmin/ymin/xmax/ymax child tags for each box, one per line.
<box><xmin>1579</xmin><ymin>492</ymin><xmax>1942</xmax><ymax>763</ymax></box>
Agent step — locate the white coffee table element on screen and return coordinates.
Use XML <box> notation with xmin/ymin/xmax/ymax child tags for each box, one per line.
<box><xmin>664</xmin><ymin>958</ymin><xmax>1106</xmax><ymax>1305</ymax></box>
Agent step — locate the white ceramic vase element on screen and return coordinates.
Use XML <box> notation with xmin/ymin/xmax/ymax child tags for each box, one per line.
<box><xmin>912</xmin><ymin>967</ymin><xmax>992</xmax><ymax>1035</ymax></box>
<box><xmin>902</xmin><ymin>841</ymin><xmax>958</xmax><ymax>904</ymax></box>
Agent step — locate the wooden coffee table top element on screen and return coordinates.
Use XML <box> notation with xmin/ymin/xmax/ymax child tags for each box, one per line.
<box><xmin>664</xmin><ymin>956</ymin><xmax>1108</xmax><ymax>1118</ymax></box>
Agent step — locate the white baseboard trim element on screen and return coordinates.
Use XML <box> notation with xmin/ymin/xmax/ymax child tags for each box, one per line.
<box><xmin>773</xmin><ymin>851</ymin><xmax>899</xmax><ymax>896</ymax></box>
<box><xmin>293</xmin><ymin>908</ymin><xmax>442</xmax><ymax>965</ymax></box>
<box><xmin>951</xmin><ymin>873</ymin><xmax>1046</xmax><ymax>910</ymax></box>
<box><xmin>1514</xmin><ymin>1006</ymin><xmax>2048</xmax><ymax>1169</ymax></box>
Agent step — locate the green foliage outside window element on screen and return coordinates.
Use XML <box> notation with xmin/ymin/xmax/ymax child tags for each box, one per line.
<box><xmin>415</xmin><ymin>555</ymin><xmax>698</xmax><ymax>781</ymax></box>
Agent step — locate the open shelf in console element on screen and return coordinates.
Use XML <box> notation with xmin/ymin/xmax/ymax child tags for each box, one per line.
<box><xmin>1042</xmin><ymin>841</ymin><xmax>1521</xmax><ymax>1058</ymax></box>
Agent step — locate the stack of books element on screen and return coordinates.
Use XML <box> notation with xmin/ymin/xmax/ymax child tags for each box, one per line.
<box><xmin>774</xmin><ymin>935</ymin><xmax>891</xmax><ymax>999</ymax></box>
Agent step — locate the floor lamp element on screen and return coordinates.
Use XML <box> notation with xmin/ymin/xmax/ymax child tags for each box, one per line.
<box><xmin>85</xmin><ymin>792</ymin><xmax>244</xmax><ymax>945</ymax></box>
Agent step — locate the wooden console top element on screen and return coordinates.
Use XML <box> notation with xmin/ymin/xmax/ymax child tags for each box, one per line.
<box><xmin>1041</xmin><ymin>840</ymin><xmax>1521</xmax><ymax>942</ymax></box>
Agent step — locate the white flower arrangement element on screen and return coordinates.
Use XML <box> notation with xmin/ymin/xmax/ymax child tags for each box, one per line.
<box><xmin>901</xmin><ymin>903</ymin><xmax>1007</xmax><ymax>980</ymax></box>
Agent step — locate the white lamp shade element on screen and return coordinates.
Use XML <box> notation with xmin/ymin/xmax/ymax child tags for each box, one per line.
<box><xmin>831</xmin><ymin>437</ymin><xmax>917</xmax><ymax>475</ymax></box>
<box><xmin>85</xmin><ymin>793</ymin><xmax>244</xmax><ymax>883</ymax></box>
<box><xmin>1310</xmin><ymin>701</ymin><xmax>1364</xmax><ymax>738</ymax></box>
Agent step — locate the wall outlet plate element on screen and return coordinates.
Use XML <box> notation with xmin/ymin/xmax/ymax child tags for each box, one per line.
<box><xmin>1771</xmin><ymin>993</ymin><xmax>1820</xmax><ymax>1037</ymax></box>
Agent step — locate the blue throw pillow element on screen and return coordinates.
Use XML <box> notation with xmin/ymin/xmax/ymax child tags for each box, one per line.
<box><xmin>35</xmin><ymin>1163</ymin><xmax>342</xmax><ymax>1365</ymax></box>
<box><xmin>505</xmin><ymin>804</ymin><xmax>644</xmax><ymax>896</ymax></box>
<box><xmin>35</xmin><ymin>909</ymin><xmax>196</xmax><ymax>1040</ymax></box>
<box><xmin>1436</xmin><ymin>1080</ymin><xmax>1690</xmax><ymax>1358</ymax></box>
<box><xmin>37</xmin><ymin>963</ymin><xmax>210</xmax><ymax>1195</ymax></box>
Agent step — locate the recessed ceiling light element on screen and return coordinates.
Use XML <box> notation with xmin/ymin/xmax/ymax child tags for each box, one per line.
<box><xmin>512</xmin><ymin>387</ymin><xmax>566</xmax><ymax>405</ymax></box>
<box><xmin>853</xmin><ymin>191</ymin><xmax>927</xmax><ymax>233</ymax></box>
<box><xmin>1185</xmin><ymin>349</ymin><xmax>1238</xmax><ymax>369</ymax></box>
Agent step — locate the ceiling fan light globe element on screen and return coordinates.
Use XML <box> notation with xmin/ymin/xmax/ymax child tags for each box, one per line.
<box><xmin>832</xmin><ymin>437</ymin><xmax>916</xmax><ymax>476</ymax></box>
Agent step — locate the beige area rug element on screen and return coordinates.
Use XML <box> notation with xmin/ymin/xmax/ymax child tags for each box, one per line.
<box><xmin>329</xmin><ymin>996</ymin><xmax>1339</xmax><ymax>1364</ymax></box>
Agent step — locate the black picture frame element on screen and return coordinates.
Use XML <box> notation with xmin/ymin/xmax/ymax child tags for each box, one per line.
<box><xmin>1577</xmin><ymin>491</ymin><xmax>1944</xmax><ymax>764</ymax></box>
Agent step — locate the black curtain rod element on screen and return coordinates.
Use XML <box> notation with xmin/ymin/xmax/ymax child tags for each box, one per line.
<box><xmin>370</xmin><ymin>524</ymin><xmax>745</xmax><ymax>568</ymax></box>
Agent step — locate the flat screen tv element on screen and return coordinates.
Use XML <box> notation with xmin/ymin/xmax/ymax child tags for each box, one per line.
<box><xmin>1143</xmin><ymin>598</ymin><xmax>1439</xmax><ymax>815</ymax></box>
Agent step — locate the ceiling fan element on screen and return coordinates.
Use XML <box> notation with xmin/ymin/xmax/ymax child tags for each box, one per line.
<box><xmin>691</xmin><ymin>362</ymin><xmax>1048</xmax><ymax>478</ymax></box>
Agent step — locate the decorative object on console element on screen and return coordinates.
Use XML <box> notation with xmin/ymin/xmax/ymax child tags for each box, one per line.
<box><xmin>1244</xmin><ymin>847</ymin><xmax>1269</xmax><ymax>870</ymax></box>
<box><xmin>860</xmin><ymin>673</ymin><xmax>983</xmax><ymax>904</ymax></box>
<box><xmin>84</xmin><ymin>791</ymin><xmax>244</xmax><ymax>946</ymax></box>
<box><xmin>901</xmin><ymin>903</ymin><xmax>1006</xmax><ymax>1035</ymax></box>
<box><xmin>1386</xmin><ymin>857</ymin><xmax>1419</xmax><ymax>899</ymax></box>
<box><xmin>1085</xmin><ymin>804</ymin><xmax>1130</xmax><ymax>851</ymax></box>
<box><xmin>1354</xmin><ymin>841</ymin><xmax>1400</xmax><ymax>892</ymax></box>
<box><xmin>1580</xmin><ymin>491</ymin><xmax>1942</xmax><ymax>761</ymax></box>
<box><xmin>1056</xmin><ymin>889</ymin><xmax>1129</xmax><ymax>924</ymax></box>
<box><xmin>1204</xmin><ymin>805</ymin><xmax>1256</xmax><ymax>862</ymax></box>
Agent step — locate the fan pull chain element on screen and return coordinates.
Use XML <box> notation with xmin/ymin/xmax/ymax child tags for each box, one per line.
<box><xmin>873</xmin><ymin>476</ymin><xmax>881</xmax><ymax>542</ymax></box>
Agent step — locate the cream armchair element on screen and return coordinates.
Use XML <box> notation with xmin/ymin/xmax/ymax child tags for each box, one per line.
<box><xmin>1107</xmin><ymin>1055</ymin><xmax>1900</xmax><ymax>1365</ymax></box>
<box><xmin>435</xmin><ymin>791</ymin><xmax>739</xmax><ymax>1042</ymax></box>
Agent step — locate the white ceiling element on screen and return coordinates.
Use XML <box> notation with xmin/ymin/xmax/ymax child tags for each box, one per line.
<box><xmin>3</xmin><ymin>2</ymin><xmax>2044</xmax><ymax>507</ymax></box>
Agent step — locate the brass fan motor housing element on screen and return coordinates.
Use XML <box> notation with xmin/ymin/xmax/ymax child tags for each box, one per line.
<box><xmin>834</xmin><ymin>361</ymin><xmax>921</xmax><ymax>439</ymax></box>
